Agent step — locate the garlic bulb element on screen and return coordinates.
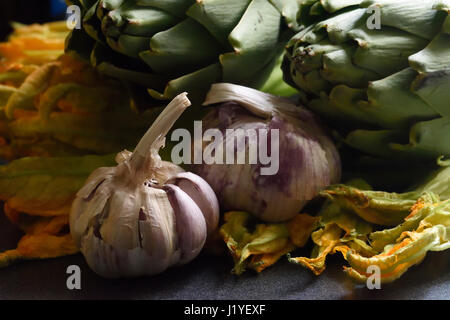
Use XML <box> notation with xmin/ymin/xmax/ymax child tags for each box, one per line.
<box><xmin>69</xmin><ymin>93</ymin><xmax>220</xmax><ymax>278</ymax></box>
<box><xmin>192</xmin><ymin>83</ymin><xmax>341</xmax><ymax>222</ymax></box>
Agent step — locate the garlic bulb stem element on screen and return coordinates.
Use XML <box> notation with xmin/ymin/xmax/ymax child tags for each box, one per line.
<box><xmin>132</xmin><ymin>92</ymin><xmax>191</xmax><ymax>161</ymax></box>
<box><xmin>128</xmin><ymin>92</ymin><xmax>191</xmax><ymax>184</ymax></box>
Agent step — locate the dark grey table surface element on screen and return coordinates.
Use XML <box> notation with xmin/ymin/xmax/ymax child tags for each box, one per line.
<box><xmin>0</xmin><ymin>212</ymin><xmax>449</xmax><ymax>300</ymax></box>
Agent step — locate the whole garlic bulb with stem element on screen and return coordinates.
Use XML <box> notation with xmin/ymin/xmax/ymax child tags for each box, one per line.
<box><xmin>69</xmin><ymin>93</ymin><xmax>219</xmax><ymax>278</ymax></box>
<box><xmin>192</xmin><ymin>83</ymin><xmax>341</xmax><ymax>222</ymax></box>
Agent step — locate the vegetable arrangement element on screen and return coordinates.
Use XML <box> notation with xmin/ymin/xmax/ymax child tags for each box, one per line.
<box><xmin>0</xmin><ymin>23</ymin><xmax>161</xmax><ymax>266</ymax></box>
<box><xmin>221</xmin><ymin>164</ymin><xmax>450</xmax><ymax>283</ymax></box>
<box><xmin>0</xmin><ymin>0</ymin><xmax>449</xmax><ymax>287</ymax></box>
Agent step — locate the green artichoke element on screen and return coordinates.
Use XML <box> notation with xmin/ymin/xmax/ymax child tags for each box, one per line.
<box><xmin>283</xmin><ymin>0</ymin><xmax>450</xmax><ymax>162</ymax></box>
<box><xmin>65</xmin><ymin>0</ymin><xmax>301</xmax><ymax>103</ymax></box>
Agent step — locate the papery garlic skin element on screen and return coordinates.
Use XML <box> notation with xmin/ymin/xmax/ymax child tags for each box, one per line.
<box><xmin>69</xmin><ymin>93</ymin><xmax>219</xmax><ymax>278</ymax></box>
<box><xmin>192</xmin><ymin>83</ymin><xmax>341</xmax><ymax>222</ymax></box>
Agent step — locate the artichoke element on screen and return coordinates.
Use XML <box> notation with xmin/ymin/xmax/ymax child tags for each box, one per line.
<box><xmin>283</xmin><ymin>0</ymin><xmax>450</xmax><ymax>162</ymax></box>
<box><xmin>65</xmin><ymin>0</ymin><xmax>301</xmax><ymax>103</ymax></box>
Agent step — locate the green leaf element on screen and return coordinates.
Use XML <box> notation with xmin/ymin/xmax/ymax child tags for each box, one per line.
<box><xmin>140</xmin><ymin>18</ymin><xmax>223</xmax><ymax>75</ymax></box>
<box><xmin>349</xmin><ymin>26</ymin><xmax>428</xmax><ymax>77</ymax></box>
<box><xmin>409</xmin><ymin>33</ymin><xmax>450</xmax><ymax>73</ymax></box>
<box><xmin>151</xmin><ymin>63</ymin><xmax>221</xmax><ymax>103</ymax></box>
<box><xmin>187</xmin><ymin>0</ymin><xmax>251</xmax><ymax>48</ymax></box>
<box><xmin>221</xmin><ymin>0</ymin><xmax>283</xmax><ymax>83</ymax></box>
<box><xmin>136</xmin><ymin>0</ymin><xmax>196</xmax><ymax>18</ymax></box>
<box><xmin>364</xmin><ymin>68</ymin><xmax>439</xmax><ymax>129</ymax></box>
<box><xmin>392</xmin><ymin>116</ymin><xmax>450</xmax><ymax>158</ymax></box>
<box><xmin>0</xmin><ymin>154</ymin><xmax>116</xmax><ymax>216</ymax></box>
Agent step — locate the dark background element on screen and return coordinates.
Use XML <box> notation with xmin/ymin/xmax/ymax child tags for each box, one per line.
<box><xmin>0</xmin><ymin>0</ymin><xmax>67</xmax><ymax>41</ymax></box>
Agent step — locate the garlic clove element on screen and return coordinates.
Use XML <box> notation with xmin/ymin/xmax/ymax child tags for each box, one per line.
<box><xmin>136</xmin><ymin>187</ymin><xmax>179</xmax><ymax>271</ymax></box>
<box><xmin>70</xmin><ymin>178</ymin><xmax>113</xmax><ymax>248</ymax></box>
<box><xmin>163</xmin><ymin>184</ymin><xmax>207</xmax><ymax>265</ymax></box>
<box><xmin>166</xmin><ymin>172</ymin><xmax>220</xmax><ymax>236</ymax></box>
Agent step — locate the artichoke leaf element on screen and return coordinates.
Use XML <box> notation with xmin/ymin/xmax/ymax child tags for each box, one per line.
<box><xmin>136</xmin><ymin>0</ymin><xmax>196</xmax><ymax>18</ymax></box>
<box><xmin>140</xmin><ymin>18</ymin><xmax>222</xmax><ymax>75</ymax></box>
<box><xmin>83</xmin><ymin>0</ymin><xmax>107</xmax><ymax>44</ymax></box>
<box><xmin>409</xmin><ymin>33</ymin><xmax>450</xmax><ymax>73</ymax></box>
<box><xmin>363</xmin><ymin>68</ymin><xmax>440</xmax><ymax>129</ymax></box>
<box><xmin>247</xmin><ymin>46</ymin><xmax>298</xmax><ymax>97</ymax></box>
<box><xmin>411</xmin><ymin>70</ymin><xmax>450</xmax><ymax>117</ymax></box>
<box><xmin>391</xmin><ymin>116</ymin><xmax>450</xmax><ymax>158</ymax></box>
<box><xmin>187</xmin><ymin>0</ymin><xmax>252</xmax><ymax>48</ymax></box>
<box><xmin>269</xmin><ymin>0</ymin><xmax>302</xmax><ymax>31</ymax></box>
<box><xmin>103</xmin><ymin>4</ymin><xmax>178</xmax><ymax>37</ymax></box>
<box><xmin>150</xmin><ymin>63</ymin><xmax>222</xmax><ymax>103</ymax></box>
<box><xmin>319</xmin><ymin>0</ymin><xmax>363</xmax><ymax>13</ymax></box>
<box><xmin>283</xmin><ymin>0</ymin><xmax>450</xmax><ymax>161</ymax></box>
<box><xmin>349</xmin><ymin>26</ymin><xmax>429</xmax><ymax>77</ymax></box>
<box><xmin>321</xmin><ymin>45</ymin><xmax>380</xmax><ymax>87</ymax></box>
<box><xmin>361</xmin><ymin>0</ymin><xmax>447</xmax><ymax>40</ymax></box>
<box><xmin>313</xmin><ymin>7</ymin><xmax>367</xmax><ymax>44</ymax></box>
<box><xmin>345</xmin><ymin>127</ymin><xmax>449</xmax><ymax>160</ymax></box>
<box><xmin>221</xmin><ymin>0</ymin><xmax>283</xmax><ymax>83</ymax></box>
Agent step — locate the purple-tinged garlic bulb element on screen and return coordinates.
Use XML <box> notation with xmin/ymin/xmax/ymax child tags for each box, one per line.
<box><xmin>192</xmin><ymin>83</ymin><xmax>341</xmax><ymax>222</ymax></box>
<box><xmin>69</xmin><ymin>93</ymin><xmax>219</xmax><ymax>278</ymax></box>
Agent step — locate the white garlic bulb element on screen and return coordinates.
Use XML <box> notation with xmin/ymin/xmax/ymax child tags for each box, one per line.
<box><xmin>69</xmin><ymin>93</ymin><xmax>220</xmax><ymax>278</ymax></box>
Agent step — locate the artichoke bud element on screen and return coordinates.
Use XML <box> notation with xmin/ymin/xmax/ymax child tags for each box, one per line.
<box><xmin>192</xmin><ymin>83</ymin><xmax>341</xmax><ymax>222</ymax></box>
<box><xmin>69</xmin><ymin>93</ymin><xmax>220</xmax><ymax>278</ymax></box>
